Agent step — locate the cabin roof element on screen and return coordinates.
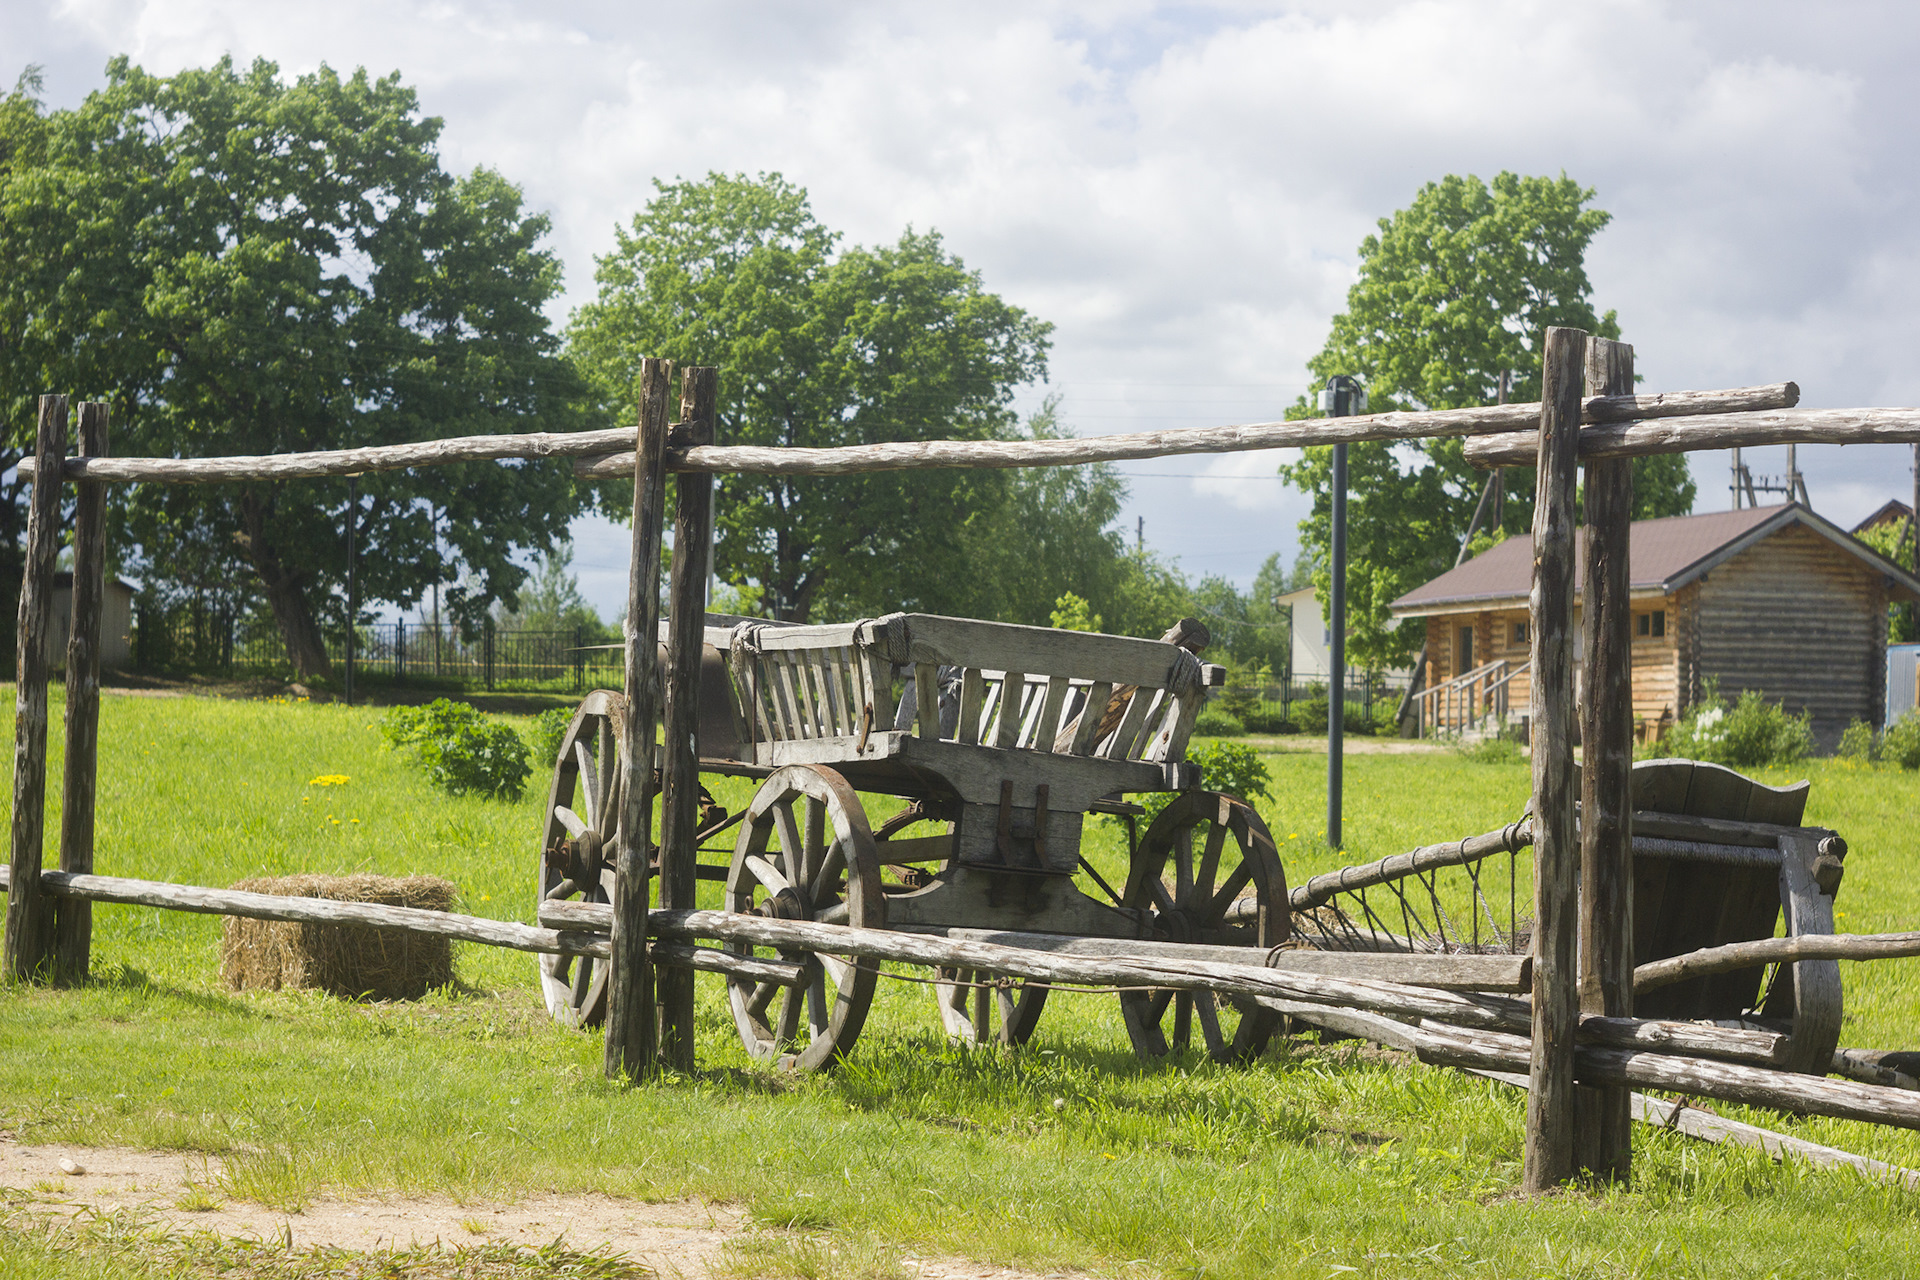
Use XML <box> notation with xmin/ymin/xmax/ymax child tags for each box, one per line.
<box><xmin>1853</xmin><ymin>498</ymin><xmax>1913</xmax><ymax>534</ymax></box>
<box><xmin>1390</xmin><ymin>503</ymin><xmax>1920</xmax><ymax>617</ymax></box>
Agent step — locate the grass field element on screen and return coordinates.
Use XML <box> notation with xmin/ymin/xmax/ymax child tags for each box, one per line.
<box><xmin>5</xmin><ymin>688</ymin><xmax>1920</xmax><ymax>1278</ymax></box>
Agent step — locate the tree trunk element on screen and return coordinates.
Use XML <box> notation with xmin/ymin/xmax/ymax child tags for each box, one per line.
<box><xmin>239</xmin><ymin>490</ymin><xmax>332</xmax><ymax>680</ymax></box>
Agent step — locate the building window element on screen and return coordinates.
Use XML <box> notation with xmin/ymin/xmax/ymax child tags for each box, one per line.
<box><xmin>1636</xmin><ymin>610</ymin><xmax>1667</xmax><ymax>638</ymax></box>
<box><xmin>1512</xmin><ymin>621</ymin><xmax>1529</xmax><ymax>644</ymax></box>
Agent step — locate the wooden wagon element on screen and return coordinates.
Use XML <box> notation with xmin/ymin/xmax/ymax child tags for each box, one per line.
<box><xmin>535</xmin><ymin>611</ymin><xmax>1301</xmax><ymax>1068</ymax></box>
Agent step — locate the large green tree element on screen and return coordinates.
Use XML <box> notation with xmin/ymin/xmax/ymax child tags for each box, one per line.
<box><xmin>1281</xmin><ymin>172</ymin><xmax>1696</xmax><ymax>671</ymax></box>
<box><xmin>0</xmin><ymin>58</ymin><xmax>587</xmax><ymax>677</ymax></box>
<box><xmin>568</xmin><ymin>173</ymin><xmax>1052</xmax><ymax>623</ymax></box>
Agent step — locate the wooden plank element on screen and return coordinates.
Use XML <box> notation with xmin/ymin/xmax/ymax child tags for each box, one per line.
<box><xmin>956</xmin><ymin>668</ymin><xmax>985</xmax><ymax>745</ymax></box>
<box><xmin>559</xmin><ymin>384</ymin><xmax>1803</xmax><ymax>481</ymax></box>
<box><xmin>1465</xmin><ymin>404</ymin><xmax>1920</xmax><ymax>469</ymax></box>
<box><xmin>914</xmin><ymin>662</ymin><xmax>941</xmax><ymax>739</ymax></box>
<box><xmin>1578</xmin><ymin>336</ymin><xmax>1635</xmax><ymax>1182</ymax></box>
<box><xmin>604</xmin><ymin>358</ymin><xmax>669</xmax><ymax>1082</ymax></box>
<box><xmin>1524</xmin><ymin>325</ymin><xmax>1587</xmax><ymax>1192</ymax></box>
<box><xmin>1034</xmin><ymin>675</ymin><xmax>1071</xmax><ymax>753</ymax></box>
<box><xmin>1125</xmin><ymin>689</ymin><xmax>1170</xmax><ymax>761</ymax></box>
<box><xmin>1291</xmin><ymin>821</ymin><xmax>1534</xmax><ymax>911</ymax></box>
<box><xmin>4</xmin><ymin>395</ymin><xmax>67</xmax><ymax>981</ymax></box>
<box><xmin>901</xmin><ymin>616</ymin><xmax>1183</xmax><ymax>689</ymax></box>
<box><xmin>1103</xmin><ymin>682</ymin><xmax>1156</xmax><ymax>760</ymax></box>
<box><xmin>1775</xmin><ymin>830</ymin><xmax>1844</xmax><ymax>1074</ymax></box>
<box><xmin>54</xmin><ymin>403</ymin><xmax>109</xmax><ymax>985</ymax></box>
<box><xmin>995</xmin><ymin>672</ymin><xmax>1025</xmax><ymax>749</ymax></box>
<box><xmin>658</xmin><ymin>365</ymin><xmax>717</xmax><ymax>1073</ymax></box>
<box><xmin>16</xmin><ymin>867</ymin><xmax>609</xmax><ymax>958</ymax></box>
<box><xmin>1070</xmin><ymin>682</ymin><xmax>1113</xmax><ymax>756</ymax></box>
<box><xmin>819</xmin><ymin>648</ymin><xmax>849</xmax><ymax>736</ymax></box>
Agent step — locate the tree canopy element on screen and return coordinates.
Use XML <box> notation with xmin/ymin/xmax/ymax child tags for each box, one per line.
<box><xmin>568</xmin><ymin>173</ymin><xmax>1055</xmax><ymax>623</ymax></box>
<box><xmin>1281</xmin><ymin>172</ymin><xmax>1696</xmax><ymax>671</ymax></box>
<box><xmin>0</xmin><ymin>57</ymin><xmax>588</xmax><ymax>676</ymax></box>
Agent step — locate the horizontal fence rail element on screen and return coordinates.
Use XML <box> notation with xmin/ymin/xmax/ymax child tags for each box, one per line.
<box><xmin>17</xmin><ymin>384</ymin><xmax>1799</xmax><ymax>485</ymax></box>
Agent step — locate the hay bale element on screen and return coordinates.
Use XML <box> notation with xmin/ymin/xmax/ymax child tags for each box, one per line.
<box><xmin>221</xmin><ymin>873</ymin><xmax>457</xmax><ymax>1000</ymax></box>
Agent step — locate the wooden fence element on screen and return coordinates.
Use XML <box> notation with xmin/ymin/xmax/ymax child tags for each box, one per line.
<box><xmin>11</xmin><ymin>346</ymin><xmax>1920</xmax><ymax>1193</ymax></box>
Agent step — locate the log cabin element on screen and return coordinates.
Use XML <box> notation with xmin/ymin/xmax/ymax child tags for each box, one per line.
<box><xmin>1389</xmin><ymin>504</ymin><xmax>1920</xmax><ymax>748</ymax></box>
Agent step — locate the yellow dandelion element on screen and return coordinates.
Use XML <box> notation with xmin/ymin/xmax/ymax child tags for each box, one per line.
<box><xmin>308</xmin><ymin>774</ymin><xmax>349</xmax><ymax>787</ymax></box>
<box><xmin>350</xmin><ymin>817</ymin><xmax>360</xmax><ymax>823</ymax></box>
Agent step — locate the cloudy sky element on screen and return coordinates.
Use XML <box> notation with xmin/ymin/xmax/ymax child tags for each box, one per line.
<box><xmin>10</xmin><ymin>0</ymin><xmax>1920</xmax><ymax>617</ymax></box>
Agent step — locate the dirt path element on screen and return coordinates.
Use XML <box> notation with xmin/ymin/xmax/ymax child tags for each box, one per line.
<box><xmin>2</xmin><ymin>1139</ymin><xmax>1073</xmax><ymax>1279</ymax></box>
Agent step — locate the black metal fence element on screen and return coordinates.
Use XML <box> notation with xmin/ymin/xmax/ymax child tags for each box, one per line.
<box><xmin>133</xmin><ymin>606</ymin><xmax>622</xmax><ymax>693</ymax></box>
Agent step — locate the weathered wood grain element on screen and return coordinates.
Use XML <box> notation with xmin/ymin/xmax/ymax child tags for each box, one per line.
<box><xmin>605</xmin><ymin>359</ymin><xmax>670</xmax><ymax>1082</ymax></box>
<box><xmin>571</xmin><ymin>384</ymin><xmax>1801</xmax><ymax>479</ymax></box>
<box><xmin>7</xmin><ymin>867</ymin><xmax>606</xmax><ymax>957</ymax></box>
<box><xmin>54</xmin><ymin>403</ymin><xmax>109</xmax><ymax>985</ymax></box>
<box><xmin>1525</xmin><ymin>326</ymin><xmax>1586</xmax><ymax>1192</ymax></box>
<box><xmin>1288</xmin><ymin>820</ymin><xmax>1533</xmax><ymax>912</ymax></box>
<box><xmin>1634</xmin><ymin>931</ymin><xmax>1920</xmax><ymax>993</ymax></box>
<box><xmin>5</xmin><ymin>396</ymin><xmax>67</xmax><ymax>980</ymax></box>
<box><xmin>1773</xmin><ymin>830</ymin><xmax>1845</xmax><ymax>1075</ymax></box>
<box><xmin>1578</xmin><ymin>338</ymin><xmax>1636</xmax><ymax>1182</ymax></box>
<box><xmin>658</xmin><ymin>366</ymin><xmax>717</xmax><ymax>1072</ymax></box>
<box><xmin>1464</xmin><ymin>405</ymin><xmax>1920</xmax><ymax>469</ymax></box>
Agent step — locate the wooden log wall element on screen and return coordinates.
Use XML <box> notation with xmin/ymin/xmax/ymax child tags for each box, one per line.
<box><xmin>1578</xmin><ymin>338</ymin><xmax>1636</xmax><ymax>1182</ymax></box>
<box><xmin>1525</xmin><ymin>326</ymin><xmax>1586</xmax><ymax>1192</ymax></box>
<box><xmin>604</xmin><ymin>359</ymin><xmax>671</xmax><ymax>1081</ymax></box>
<box><xmin>4</xmin><ymin>396</ymin><xmax>68</xmax><ymax>979</ymax></box>
<box><xmin>55</xmin><ymin>403</ymin><xmax>110</xmax><ymax>985</ymax></box>
<box><xmin>659</xmin><ymin>366</ymin><xmax>718</xmax><ymax>1072</ymax></box>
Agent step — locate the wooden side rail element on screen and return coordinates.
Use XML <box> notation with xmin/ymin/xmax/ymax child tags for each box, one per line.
<box><xmin>727</xmin><ymin>613</ymin><xmax>1216</xmax><ymax>767</ymax></box>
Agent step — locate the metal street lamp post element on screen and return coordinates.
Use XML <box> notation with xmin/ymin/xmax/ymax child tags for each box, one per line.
<box><xmin>1318</xmin><ymin>375</ymin><xmax>1366</xmax><ymax>848</ymax></box>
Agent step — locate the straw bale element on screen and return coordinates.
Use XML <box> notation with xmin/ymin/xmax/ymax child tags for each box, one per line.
<box><xmin>221</xmin><ymin>873</ymin><xmax>456</xmax><ymax>1000</ymax></box>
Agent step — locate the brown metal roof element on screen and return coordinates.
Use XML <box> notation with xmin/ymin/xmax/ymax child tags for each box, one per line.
<box><xmin>1390</xmin><ymin>504</ymin><xmax>1920</xmax><ymax>614</ymax></box>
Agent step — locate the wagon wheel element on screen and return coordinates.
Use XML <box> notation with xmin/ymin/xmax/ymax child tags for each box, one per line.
<box><xmin>536</xmin><ymin>690</ymin><xmax>629</xmax><ymax>1028</ymax></box>
<box><xmin>725</xmin><ymin>765</ymin><xmax>885</xmax><ymax>1071</ymax></box>
<box><xmin>1119</xmin><ymin>791</ymin><xmax>1290</xmax><ymax>1064</ymax></box>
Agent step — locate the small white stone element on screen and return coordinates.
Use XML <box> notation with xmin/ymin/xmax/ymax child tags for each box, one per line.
<box><xmin>58</xmin><ymin>1157</ymin><xmax>84</xmax><ymax>1176</ymax></box>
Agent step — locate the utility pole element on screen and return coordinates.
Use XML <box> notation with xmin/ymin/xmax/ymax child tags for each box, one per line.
<box><xmin>1136</xmin><ymin>515</ymin><xmax>1144</xmax><ymax>552</ymax></box>
<box><xmin>1319</xmin><ymin>374</ymin><xmax>1365</xmax><ymax>848</ymax></box>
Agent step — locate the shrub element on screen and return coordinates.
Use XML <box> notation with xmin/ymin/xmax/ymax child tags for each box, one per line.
<box><xmin>530</xmin><ymin>706</ymin><xmax>574</xmax><ymax>769</ymax></box>
<box><xmin>1243</xmin><ymin>700</ymin><xmax>1294</xmax><ymax>734</ymax></box>
<box><xmin>1194</xmin><ymin>707</ymin><xmax>1246</xmax><ymax>737</ymax></box>
<box><xmin>1658</xmin><ymin>684</ymin><xmax>1812</xmax><ymax>769</ymax></box>
<box><xmin>381</xmin><ymin>698</ymin><xmax>532</xmax><ymax>800</ymax></box>
<box><xmin>1291</xmin><ymin>696</ymin><xmax>1374</xmax><ymax>736</ymax></box>
<box><xmin>1885</xmin><ymin>712</ymin><xmax>1920</xmax><ymax>770</ymax></box>
<box><xmin>1836</xmin><ymin>718</ymin><xmax>1878</xmax><ymax>763</ymax></box>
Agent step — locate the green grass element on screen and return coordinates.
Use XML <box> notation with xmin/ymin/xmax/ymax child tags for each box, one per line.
<box><xmin>6</xmin><ymin>694</ymin><xmax>1920</xmax><ymax>1277</ymax></box>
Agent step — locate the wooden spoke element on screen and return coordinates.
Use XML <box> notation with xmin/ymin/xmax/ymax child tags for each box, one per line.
<box><xmin>725</xmin><ymin>765</ymin><xmax>884</xmax><ymax>1071</ymax></box>
<box><xmin>932</xmin><ymin>965</ymin><xmax>1049</xmax><ymax>1048</ymax></box>
<box><xmin>1119</xmin><ymin>791</ymin><xmax>1290</xmax><ymax>1064</ymax></box>
<box><xmin>536</xmin><ymin>691</ymin><xmax>629</xmax><ymax>1028</ymax></box>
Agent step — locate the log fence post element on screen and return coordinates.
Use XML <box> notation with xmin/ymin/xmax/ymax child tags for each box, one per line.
<box><xmin>5</xmin><ymin>395</ymin><xmax>69</xmax><ymax>980</ymax></box>
<box><xmin>604</xmin><ymin>358</ymin><xmax>672</xmax><ymax>1080</ymax></box>
<box><xmin>1523</xmin><ymin>327</ymin><xmax>1586</xmax><ymax>1191</ymax></box>
<box><xmin>1578</xmin><ymin>338</ymin><xmax>1636</xmax><ymax>1181</ymax></box>
<box><xmin>659</xmin><ymin>365</ymin><xmax>718</xmax><ymax>1071</ymax></box>
<box><xmin>55</xmin><ymin>402</ymin><xmax>109</xmax><ymax>984</ymax></box>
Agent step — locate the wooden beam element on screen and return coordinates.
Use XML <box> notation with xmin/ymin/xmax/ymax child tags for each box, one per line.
<box><xmin>1524</xmin><ymin>326</ymin><xmax>1587</xmax><ymax>1192</ymax></box>
<box><xmin>54</xmin><ymin>403</ymin><xmax>109</xmax><ymax>985</ymax></box>
<box><xmin>1288</xmin><ymin>820</ymin><xmax>1532</xmax><ymax>912</ymax></box>
<box><xmin>1636</xmin><ymin>930</ymin><xmax>1920</xmax><ymax>993</ymax></box>
<box><xmin>658</xmin><ymin>365</ymin><xmax>717</xmax><ymax>1073</ymax></box>
<box><xmin>1577</xmin><ymin>338</ymin><xmax>1635</xmax><ymax>1182</ymax></box>
<box><xmin>604</xmin><ymin>359</ymin><xmax>671</xmax><ymax>1083</ymax></box>
<box><xmin>572</xmin><ymin>383</ymin><xmax>1801</xmax><ymax>480</ymax></box>
<box><xmin>1464</xmin><ymin>405</ymin><xmax>1920</xmax><ymax>469</ymax></box>
<box><xmin>5</xmin><ymin>395</ymin><xmax>67</xmax><ymax>981</ymax></box>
